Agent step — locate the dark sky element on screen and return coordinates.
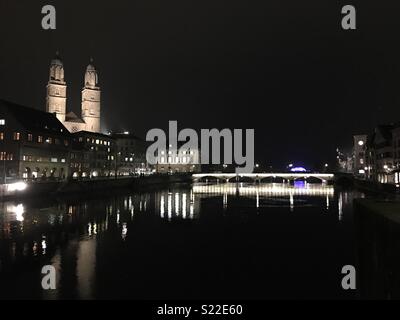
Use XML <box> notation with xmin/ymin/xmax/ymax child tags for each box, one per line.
<box><xmin>1</xmin><ymin>0</ymin><xmax>400</xmax><ymax>169</ymax></box>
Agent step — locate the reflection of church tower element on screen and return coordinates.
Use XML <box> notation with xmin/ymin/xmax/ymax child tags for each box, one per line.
<box><xmin>46</xmin><ymin>52</ymin><xmax>67</xmax><ymax>122</ymax></box>
<box><xmin>81</xmin><ymin>58</ymin><xmax>101</xmax><ymax>133</ymax></box>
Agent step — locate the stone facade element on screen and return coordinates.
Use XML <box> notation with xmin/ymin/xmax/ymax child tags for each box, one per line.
<box><xmin>46</xmin><ymin>53</ymin><xmax>101</xmax><ymax>134</ymax></box>
<box><xmin>155</xmin><ymin>146</ymin><xmax>201</xmax><ymax>174</ymax></box>
<box><xmin>0</xmin><ymin>99</ymin><xmax>71</xmax><ymax>182</ymax></box>
<box><xmin>112</xmin><ymin>132</ymin><xmax>149</xmax><ymax>176</ymax></box>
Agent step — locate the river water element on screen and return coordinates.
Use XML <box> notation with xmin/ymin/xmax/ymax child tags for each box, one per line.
<box><xmin>0</xmin><ymin>182</ymin><xmax>366</xmax><ymax>299</ymax></box>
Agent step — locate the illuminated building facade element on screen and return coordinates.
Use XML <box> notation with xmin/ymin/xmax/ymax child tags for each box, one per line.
<box><xmin>355</xmin><ymin>125</ymin><xmax>400</xmax><ymax>185</ymax></box>
<box><xmin>0</xmin><ymin>99</ymin><xmax>71</xmax><ymax>182</ymax></box>
<box><xmin>46</xmin><ymin>53</ymin><xmax>101</xmax><ymax>134</ymax></box>
<box><xmin>70</xmin><ymin>131</ymin><xmax>115</xmax><ymax>178</ymax></box>
<box><xmin>353</xmin><ymin>134</ymin><xmax>367</xmax><ymax>177</ymax></box>
<box><xmin>155</xmin><ymin>144</ymin><xmax>201</xmax><ymax>174</ymax></box>
<box><xmin>112</xmin><ymin>132</ymin><xmax>149</xmax><ymax>176</ymax></box>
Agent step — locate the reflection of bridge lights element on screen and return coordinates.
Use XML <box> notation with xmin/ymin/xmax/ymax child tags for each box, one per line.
<box><xmin>223</xmin><ymin>192</ymin><xmax>228</xmax><ymax>209</ymax></box>
<box><xmin>294</xmin><ymin>180</ymin><xmax>306</xmax><ymax>188</ymax></box>
<box><xmin>193</xmin><ymin>183</ymin><xmax>334</xmax><ymax>197</ymax></box>
<box><xmin>256</xmin><ymin>192</ymin><xmax>259</xmax><ymax>208</ymax></box>
<box><xmin>290</xmin><ymin>193</ymin><xmax>294</xmax><ymax>212</ymax></box>
<box><xmin>326</xmin><ymin>194</ymin><xmax>330</xmax><ymax>210</ymax></box>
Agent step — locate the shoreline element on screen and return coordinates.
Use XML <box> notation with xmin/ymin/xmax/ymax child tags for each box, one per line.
<box><xmin>0</xmin><ymin>174</ymin><xmax>193</xmax><ymax>201</ymax></box>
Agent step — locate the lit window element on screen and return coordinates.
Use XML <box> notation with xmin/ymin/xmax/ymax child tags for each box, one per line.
<box><xmin>360</xmin><ymin>159</ymin><xmax>364</xmax><ymax>164</ymax></box>
<box><xmin>61</xmin><ymin>159</ymin><xmax>66</xmax><ymax>163</ymax></box>
<box><xmin>51</xmin><ymin>158</ymin><xmax>58</xmax><ymax>163</ymax></box>
<box><xmin>168</xmin><ymin>151</ymin><xmax>172</xmax><ymax>155</ymax></box>
<box><xmin>27</xmin><ymin>133</ymin><xmax>33</xmax><ymax>141</ymax></box>
<box><xmin>0</xmin><ymin>132</ymin><xmax>3</xmax><ymax>140</ymax></box>
<box><xmin>0</xmin><ymin>119</ymin><xmax>5</xmax><ymax>125</ymax></box>
<box><xmin>96</xmin><ymin>139</ymin><xmax>99</xmax><ymax>144</ymax></box>
<box><xmin>168</xmin><ymin>157</ymin><xmax>172</xmax><ymax>163</ymax></box>
<box><xmin>175</xmin><ymin>157</ymin><xmax>179</xmax><ymax>163</ymax></box>
<box><xmin>160</xmin><ymin>157</ymin><xmax>165</xmax><ymax>163</ymax></box>
<box><xmin>161</xmin><ymin>151</ymin><xmax>165</xmax><ymax>155</ymax></box>
<box><xmin>13</xmin><ymin>132</ymin><xmax>20</xmax><ymax>141</ymax></box>
<box><xmin>38</xmin><ymin>136</ymin><xmax>43</xmax><ymax>143</ymax></box>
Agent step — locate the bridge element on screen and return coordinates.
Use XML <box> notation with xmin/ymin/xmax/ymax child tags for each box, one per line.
<box><xmin>192</xmin><ymin>173</ymin><xmax>335</xmax><ymax>183</ymax></box>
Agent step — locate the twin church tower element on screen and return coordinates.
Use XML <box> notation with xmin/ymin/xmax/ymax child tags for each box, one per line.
<box><xmin>46</xmin><ymin>52</ymin><xmax>101</xmax><ymax>133</ymax></box>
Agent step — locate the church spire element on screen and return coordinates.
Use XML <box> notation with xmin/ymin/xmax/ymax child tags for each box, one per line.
<box><xmin>46</xmin><ymin>52</ymin><xmax>67</xmax><ymax>122</ymax></box>
<box><xmin>82</xmin><ymin>57</ymin><xmax>101</xmax><ymax>133</ymax></box>
<box><xmin>49</xmin><ymin>51</ymin><xmax>64</xmax><ymax>82</ymax></box>
<box><xmin>84</xmin><ymin>57</ymin><xmax>98</xmax><ymax>88</ymax></box>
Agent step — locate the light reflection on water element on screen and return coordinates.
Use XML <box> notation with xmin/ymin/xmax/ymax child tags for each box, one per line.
<box><xmin>0</xmin><ymin>183</ymin><xmax>362</xmax><ymax>299</ymax></box>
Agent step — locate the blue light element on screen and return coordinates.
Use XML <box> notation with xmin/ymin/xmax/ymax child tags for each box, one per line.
<box><xmin>290</xmin><ymin>167</ymin><xmax>307</xmax><ymax>172</ymax></box>
<box><xmin>294</xmin><ymin>180</ymin><xmax>306</xmax><ymax>188</ymax></box>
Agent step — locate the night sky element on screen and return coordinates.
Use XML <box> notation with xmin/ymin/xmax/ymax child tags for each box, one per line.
<box><xmin>1</xmin><ymin>0</ymin><xmax>400</xmax><ymax>169</ymax></box>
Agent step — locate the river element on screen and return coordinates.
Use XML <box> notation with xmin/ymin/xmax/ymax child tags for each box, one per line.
<box><xmin>0</xmin><ymin>182</ymin><xmax>366</xmax><ymax>299</ymax></box>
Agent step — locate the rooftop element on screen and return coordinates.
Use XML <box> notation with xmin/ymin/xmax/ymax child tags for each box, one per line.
<box><xmin>0</xmin><ymin>99</ymin><xmax>70</xmax><ymax>136</ymax></box>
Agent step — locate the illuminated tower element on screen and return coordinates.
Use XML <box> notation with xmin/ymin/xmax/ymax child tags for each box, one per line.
<box><xmin>81</xmin><ymin>58</ymin><xmax>101</xmax><ymax>133</ymax></box>
<box><xmin>46</xmin><ymin>52</ymin><xmax>67</xmax><ymax>122</ymax></box>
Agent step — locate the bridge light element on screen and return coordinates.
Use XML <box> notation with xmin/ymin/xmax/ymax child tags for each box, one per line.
<box><xmin>290</xmin><ymin>167</ymin><xmax>307</xmax><ymax>173</ymax></box>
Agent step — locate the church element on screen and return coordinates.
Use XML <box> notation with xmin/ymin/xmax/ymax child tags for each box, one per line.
<box><xmin>46</xmin><ymin>52</ymin><xmax>101</xmax><ymax>133</ymax></box>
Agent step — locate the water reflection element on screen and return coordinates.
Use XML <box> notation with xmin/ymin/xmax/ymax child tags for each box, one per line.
<box><xmin>0</xmin><ymin>183</ymin><xmax>364</xmax><ymax>299</ymax></box>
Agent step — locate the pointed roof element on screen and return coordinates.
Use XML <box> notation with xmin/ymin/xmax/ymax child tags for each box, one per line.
<box><xmin>65</xmin><ymin>111</ymin><xmax>85</xmax><ymax>123</ymax></box>
<box><xmin>0</xmin><ymin>99</ymin><xmax>70</xmax><ymax>135</ymax></box>
<box><xmin>51</xmin><ymin>51</ymin><xmax>63</xmax><ymax>67</ymax></box>
<box><xmin>86</xmin><ymin>57</ymin><xmax>96</xmax><ymax>71</ymax></box>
